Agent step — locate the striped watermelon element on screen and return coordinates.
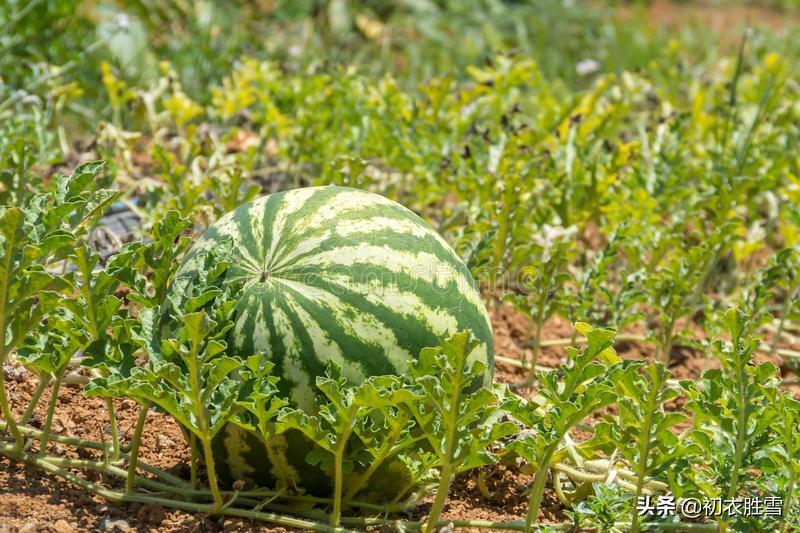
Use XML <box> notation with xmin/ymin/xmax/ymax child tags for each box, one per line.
<box><xmin>165</xmin><ymin>185</ymin><xmax>493</xmax><ymax>499</ymax></box>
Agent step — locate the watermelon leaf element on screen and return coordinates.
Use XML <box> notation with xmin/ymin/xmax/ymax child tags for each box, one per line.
<box><xmin>275</xmin><ymin>365</ymin><xmax>417</xmax><ymax>528</ymax></box>
<box><xmin>587</xmin><ymin>360</ymin><xmax>697</xmax><ymax>533</ymax></box>
<box><xmin>403</xmin><ymin>331</ymin><xmax>515</xmax><ymax>533</ymax></box>
<box><xmin>504</xmin><ymin>324</ymin><xmax>627</xmax><ymax>532</ymax></box>
<box><xmin>84</xmin><ymin>242</ymin><xmax>251</xmax><ymax>511</ymax></box>
<box><xmin>679</xmin><ymin>307</ymin><xmax>782</xmax><ymax>531</ymax></box>
<box><xmin>0</xmin><ymin>162</ymin><xmax>116</xmax><ymax>452</ymax></box>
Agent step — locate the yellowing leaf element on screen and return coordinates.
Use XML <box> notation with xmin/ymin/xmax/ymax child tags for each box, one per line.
<box><xmin>355</xmin><ymin>13</ymin><xmax>384</xmax><ymax>41</ymax></box>
<box><xmin>164</xmin><ymin>90</ymin><xmax>203</xmax><ymax>127</ymax></box>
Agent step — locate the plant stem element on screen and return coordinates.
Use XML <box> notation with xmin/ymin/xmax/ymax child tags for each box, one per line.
<box><xmin>105</xmin><ymin>397</ymin><xmax>121</xmax><ymax>462</ymax></box>
<box><xmin>721</xmin><ymin>338</ymin><xmax>751</xmax><ymax>533</ymax></box>
<box><xmin>187</xmin><ymin>345</ymin><xmax>223</xmax><ymax>510</ymax></box>
<box><xmin>425</xmin><ymin>462</ymin><xmax>454</xmax><ymax>533</ymax></box>
<box><xmin>1</xmin><ymin>420</ymin><xmax>191</xmax><ymax>487</ymax></box>
<box><xmin>551</xmin><ymin>461</ymin><xmax>647</xmax><ymax>493</ymax></box>
<box><xmin>45</xmin><ymin>445</ymin><xmax>412</xmax><ymax>513</ymax></box>
<box><xmin>241</xmin><ymin>487</ymin><xmax>416</xmax><ymax>512</ymax></box>
<box><xmin>494</xmin><ymin>355</ymin><xmax>556</xmax><ymax>372</ymax></box>
<box><xmin>727</xmin><ymin>363</ymin><xmax>748</xmax><ymax>502</ymax></box>
<box><xmin>551</xmin><ymin>470</ymin><xmax>570</xmax><ymax>506</ymax></box>
<box><xmin>658</xmin><ymin>317</ymin><xmax>676</xmax><ymax>365</ymax></box>
<box><xmin>42</xmin><ymin>455</ymin><xmax>212</xmax><ymax>500</ymax></box>
<box><xmin>0</xmin><ymin>365</ymin><xmax>23</xmax><ymax>450</ymax></box>
<box><xmin>189</xmin><ymin>433</ymin><xmax>199</xmax><ymax>489</ymax></box>
<box><xmin>424</xmin><ymin>332</ymin><xmax>471</xmax><ymax>533</ymax></box>
<box><xmin>331</xmin><ymin>407</ymin><xmax>357</xmax><ymax>529</ymax></box>
<box><xmin>196</xmin><ymin>428</ymin><xmax>222</xmax><ymax>511</ymax></box>
<box><xmin>0</xmin><ymin>441</ymin><xmax>720</xmax><ymax>532</ymax></box>
<box><xmin>630</xmin><ymin>366</ymin><xmax>664</xmax><ymax>533</ymax></box>
<box><xmin>525</xmin><ymin>447</ymin><xmax>556</xmax><ymax>533</ymax></box>
<box><xmin>0</xmin><ymin>444</ymin><xmax>342</xmax><ymax>532</ymax></box>
<box><xmin>37</xmin><ymin>371</ymin><xmax>64</xmax><ymax>457</ymax></box>
<box><xmin>346</xmin><ymin>515</ymin><xmax>718</xmax><ymax>531</ymax></box>
<box><xmin>20</xmin><ymin>375</ymin><xmax>50</xmax><ymax>425</ymax></box>
<box><xmin>79</xmin><ymin>258</ymin><xmax>122</xmax><ymax>464</ymax></box>
<box><xmin>524</xmin><ymin>303</ymin><xmax>546</xmax><ymax>387</ymax></box>
<box><xmin>0</xmin><ymin>259</ymin><xmax>24</xmax><ymax>451</ymax></box>
<box><xmin>782</xmin><ymin>475</ymin><xmax>795</xmax><ymax>533</ymax></box>
<box><xmin>126</xmin><ymin>402</ymin><xmax>150</xmax><ymax>493</ymax></box>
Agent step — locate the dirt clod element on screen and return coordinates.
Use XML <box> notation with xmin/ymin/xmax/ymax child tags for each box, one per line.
<box><xmin>52</xmin><ymin>520</ymin><xmax>75</xmax><ymax>533</ymax></box>
<box><xmin>3</xmin><ymin>363</ymin><xmax>28</xmax><ymax>383</ymax></box>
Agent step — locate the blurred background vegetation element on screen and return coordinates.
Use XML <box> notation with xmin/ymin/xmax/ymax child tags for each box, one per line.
<box><xmin>3</xmin><ymin>0</ymin><xmax>799</xmax><ymax>125</ymax></box>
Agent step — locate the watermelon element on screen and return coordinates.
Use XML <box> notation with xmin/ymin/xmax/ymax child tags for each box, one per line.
<box><xmin>164</xmin><ymin>185</ymin><xmax>493</xmax><ymax>500</ymax></box>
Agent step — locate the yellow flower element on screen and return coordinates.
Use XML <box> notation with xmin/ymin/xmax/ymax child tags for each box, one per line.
<box><xmin>764</xmin><ymin>52</ymin><xmax>782</xmax><ymax>74</ymax></box>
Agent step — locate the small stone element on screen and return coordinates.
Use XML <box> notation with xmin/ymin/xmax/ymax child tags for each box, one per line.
<box><xmin>2</xmin><ymin>363</ymin><xmax>28</xmax><ymax>382</ymax></box>
<box><xmin>120</xmin><ymin>399</ymin><xmax>136</xmax><ymax>410</ymax></box>
<box><xmin>99</xmin><ymin>518</ymin><xmax>130</xmax><ymax>532</ymax></box>
<box><xmin>19</xmin><ymin>524</ymin><xmax>38</xmax><ymax>533</ymax></box>
<box><xmin>52</xmin><ymin>520</ymin><xmax>74</xmax><ymax>533</ymax></box>
<box><xmin>157</xmin><ymin>434</ymin><xmax>176</xmax><ymax>449</ymax></box>
<box><xmin>437</xmin><ymin>523</ymin><xmax>455</xmax><ymax>533</ymax></box>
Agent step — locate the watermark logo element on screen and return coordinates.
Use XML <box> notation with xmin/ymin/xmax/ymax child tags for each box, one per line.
<box><xmin>637</xmin><ymin>495</ymin><xmax>783</xmax><ymax>519</ymax></box>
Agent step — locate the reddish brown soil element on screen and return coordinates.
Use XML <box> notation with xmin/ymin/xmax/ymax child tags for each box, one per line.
<box><xmin>621</xmin><ymin>0</ymin><xmax>800</xmax><ymax>38</ymax></box>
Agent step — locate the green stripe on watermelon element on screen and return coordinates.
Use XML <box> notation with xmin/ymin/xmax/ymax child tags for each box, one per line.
<box><xmin>212</xmin><ymin>424</ymin><xmax>416</xmax><ymax>502</ymax></box>
<box><xmin>278</xmin><ymin>280</ymin><xmax>401</xmax><ymax>378</ymax></box>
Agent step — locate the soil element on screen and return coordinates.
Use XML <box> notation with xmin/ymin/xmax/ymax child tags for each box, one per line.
<box><xmin>642</xmin><ymin>0</ymin><xmax>800</xmax><ymax>34</ymax></box>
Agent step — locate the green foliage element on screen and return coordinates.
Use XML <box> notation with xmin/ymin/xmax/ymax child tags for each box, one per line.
<box><xmin>0</xmin><ymin>161</ymin><xmax>115</xmax><ymax>446</ymax></box>
<box><xmin>566</xmin><ymin>483</ymin><xmax>632</xmax><ymax>531</ymax></box>
<box><xmin>85</xmin><ymin>246</ymin><xmax>240</xmax><ymax>434</ymax></box>
<box><xmin>84</xmin><ymin>246</ymin><xmax>252</xmax><ymax>509</ymax></box>
<box><xmin>761</xmin><ymin>390</ymin><xmax>800</xmax><ymax>531</ymax></box>
<box><xmin>681</xmin><ymin>308</ymin><xmax>782</xmax><ymax>531</ymax></box>
<box><xmin>403</xmin><ymin>331</ymin><xmax>515</xmax><ymax>533</ymax></box>
<box><xmin>505</xmin><ymin>324</ymin><xmax>631</xmax><ymax>532</ymax></box>
<box><xmin>592</xmin><ymin>361</ymin><xmax>695</xmax><ymax>532</ymax></box>
<box><xmin>230</xmin><ymin>331</ymin><xmax>511</xmax><ymax>529</ymax></box>
<box><xmin>276</xmin><ymin>368</ymin><xmax>413</xmax><ymax>527</ymax></box>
